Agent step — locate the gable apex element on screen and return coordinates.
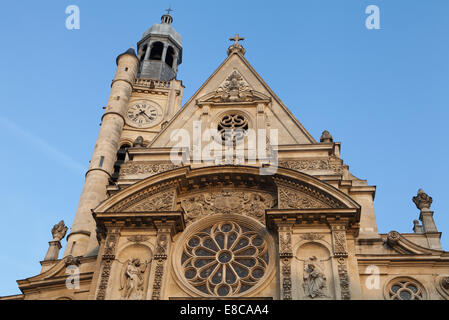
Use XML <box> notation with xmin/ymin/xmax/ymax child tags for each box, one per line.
<box><xmin>149</xmin><ymin>46</ymin><xmax>316</xmax><ymax>148</ymax></box>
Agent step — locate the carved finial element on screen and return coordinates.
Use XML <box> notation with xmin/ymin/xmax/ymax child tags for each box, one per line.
<box><xmin>133</xmin><ymin>136</ymin><xmax>145</xmax><ymax>148</ymax></box>
<box><xmin>320</xmin><ymin>130</ymin><xmax>333</xmax><ymax>143</ymax></box>
<box><xmin>51</xmin><ymin>220</ymin><xmax>68</xmax><ymax>241</ymax></box>
<box><xmin>413</xmin><ymin>219</ymin><xmax>424</xmax><ymax>233</ymax></box>
<box><xmin>227</xmin><ymin>34</ymin><xmax>246</xmax><ymax>56</ymax></box>
<box><xmin>44</xmin><ymin>220</ymin><xmax>68</xmax><ymax>261</ymax></box>
<box><xmin>412</xmin><ymin>189</ymin><xmax>433</xmax><ymax>211</ymax></box>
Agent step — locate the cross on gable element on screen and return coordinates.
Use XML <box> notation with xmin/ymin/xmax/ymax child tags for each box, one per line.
<box><xmin>229</xmin><ymin>34</ymin><xmax>245</xmax><ymax>45</ymax></box>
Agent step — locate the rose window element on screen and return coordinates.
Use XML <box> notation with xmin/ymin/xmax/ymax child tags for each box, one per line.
<box><xmin>386</xmin><ymin>278</ymin><xmax>424</xmax><ymax>300</ymax></box>
<box><xmin>181</xmin><ymin>221</ymin><xmax>269</xmax><ymax>297</ymax></box>
<box><xmin>217</xmin><ymin>114</ymin><xmax>248</xmax><ymax>142</ymax></box>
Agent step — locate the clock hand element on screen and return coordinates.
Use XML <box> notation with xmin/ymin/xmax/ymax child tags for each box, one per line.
<box><xmin>141</xmin><ymin>111</ymin><xmax>154</xmax><ymax>121</ymax></box>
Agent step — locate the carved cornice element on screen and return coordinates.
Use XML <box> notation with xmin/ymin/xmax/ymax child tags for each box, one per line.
<box><xmin>265</xmin><ymin>208</ymin><xmax>360</xmax><ymax>233</ymax></box>
<box><xmin>94</xmin><ymin>211</ymin><xmax>185</xmax><ymax>234</ymax></box>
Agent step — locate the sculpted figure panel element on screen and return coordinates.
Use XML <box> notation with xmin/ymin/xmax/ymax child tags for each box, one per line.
<box><xmin>180</xmin><ymin>190</ymin><xmax>275</xmax><ymax>225</ymax></box>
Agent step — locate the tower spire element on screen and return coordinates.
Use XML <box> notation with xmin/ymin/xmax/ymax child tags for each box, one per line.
<box><xmin>161</xmin><ymin>6</ymin><xmax>174</xmax><ymax>24</ymax></box>
<box><xmin>137</xmin><ymin>10</ymin><xmax>182</xmax><ymax>80</ymax></box>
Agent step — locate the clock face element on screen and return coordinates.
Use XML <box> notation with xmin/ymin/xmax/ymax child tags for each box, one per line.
<box><xmin>126</xmin><ymin>101</ymin><xmax>163</xmax><ymax>128</ymax></box>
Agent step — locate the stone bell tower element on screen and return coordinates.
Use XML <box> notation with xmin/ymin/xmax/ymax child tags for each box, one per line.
<box><xmin>137</xmin><ymin>11</ymin><xmax>182</xmax><ymax>80</ymax></box>
<box><xmin>64</xmin><ymin>12</ymin><xmax>184</xmax><ymax>259</ymax></box>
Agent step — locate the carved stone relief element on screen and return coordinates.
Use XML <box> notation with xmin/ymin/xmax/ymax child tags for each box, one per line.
<box><xmin>151</xmin><ymin>228</ymin><xmax>172</xmax><ymax>300</ymax></box>
<box><xmin>332</xmin><ymin>230</ymin><xmax>348</xmax><ymax>258</ymax></box>
<box><xmin>278</xmin><ymin>187</ymin><xmax>328</xmax><ymax>209</ymax></box>
<box><xmin>331</xmin><ymin>226</ymin><xmax>351</xmax><ymax>300</ymax></box>
<box><xmin>125</xmin><ymin>190</ymin><xmax>176</xmax><ymax>212</ymax></box>
<box><xmin>300</xmin><ymin>233</ymin><xmax>325</xmax><ymax>241</ymax></box>
<box><xmin>212</xmin><ymin>70</ymin><xmax>254</xmax><ymax>103</ymax></box>
<box><xmin>279</xmin><ymin>156</ymin><xmax>343</xmax><ymax>174</ymax></box>
<box><xmin>337</xmin><ymin>259</ymin><xmax>351</xmax><ymax>300</ymax></box>
<box><xmin>180</xmin><ymin>190</ymin><xmax>275</xmax><ymax>225</ymax></box>
<box><xmin>127</xmin><ymin>235</ymin><xmax>150</xmax><ymax>243</ymax></box>
<box><xmin>277</xmin><ymin>224</ymin><xmax>293</xmax><ymax>300</ymax></box>
<box><xmin>119</xmin><ymin>162</ymin><xmax>180</xmax><ymax>178</ymax></box>
<box><xmin>152</xmin><ymin>261</ymin><xmax>165</xmax><ymax>300</ymax></box>
<box><xmin>109</xmin><ymin>186</ymin><xmax>176</xmax><ymax>213</ymax></box>
<box><xmin>275</xmin><ymin>178</ymin><xmax>346</xmax><ymax>209</ymax></box>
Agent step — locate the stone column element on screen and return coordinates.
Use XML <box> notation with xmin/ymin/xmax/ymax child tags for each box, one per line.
<box><xmin>144</xmin><ymin>43</ymin><xmax>152</xmax><ymax>60</ymax></box>
<box><xmin>172</xmin><ymin>52</ymin><xmax>179</xmax><ymax>73</ymax></box>
<box><xmin>151</xmin><ymin>221</ymin><xmax>176</xmax><ymax>300</ymax></box>
<box><xmin>64</xmin><ymin>50</ymin><xmax>139</xmax><ymax>258</ymax></box>
<box><xmin>161</xmin><ymin>44</ymin><xmax>168</xmax><ymax>63</ymax></box>
<box><xmin>44</xmin><ymin>241</ymin><xmax>62</xmax><ymax>261</ymax></box>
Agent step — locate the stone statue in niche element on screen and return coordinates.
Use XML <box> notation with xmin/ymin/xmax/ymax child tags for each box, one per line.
<box><xmin>119</xmin><ymin>258</ymin><xmax>149</xmax><ymax>300</ymax></box>
<box><xmin>303</xmin><ymin>256</ymin><xmax>328</xmax><ymax>299</ymax></box>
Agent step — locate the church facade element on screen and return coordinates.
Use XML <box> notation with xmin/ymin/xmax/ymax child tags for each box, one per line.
<box><xmin>3</xmin><ymin>13</ymin><xmax>449</xmax><ymax>300</ymax></box>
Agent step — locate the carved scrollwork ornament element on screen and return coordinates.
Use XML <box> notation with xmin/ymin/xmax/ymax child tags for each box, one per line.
<box><xmin>387</xmin><ymin>231</ymin><xmax>401</xmax><ymax>245</ymax></box>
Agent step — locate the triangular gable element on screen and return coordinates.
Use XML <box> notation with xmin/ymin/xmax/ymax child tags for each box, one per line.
<box><xmin>149</xmin><ymin>50</ymin><xmax>316</xmax><ymax>148</ymax></box>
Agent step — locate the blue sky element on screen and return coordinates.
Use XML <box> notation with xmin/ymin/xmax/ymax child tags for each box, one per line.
<box><xmin>0</xmin><ymin>0</ymin><xmax>448</xmax><ymax>296</ymax></box>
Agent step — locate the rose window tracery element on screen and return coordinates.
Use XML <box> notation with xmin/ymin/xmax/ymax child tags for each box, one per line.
<box><xmin>217</xmin><ymin>114</ymin><xmax>248</xmax><ymax>142</ymax></box>
<box><xmin>181</xmin><ymin>221</ymin><xmax>269</xmax><ymax>297</ymax></box>
<box><xmin>386</xmin><ymin>278</ymin><xmax>425</xmax><ymax>300</ymax></box>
